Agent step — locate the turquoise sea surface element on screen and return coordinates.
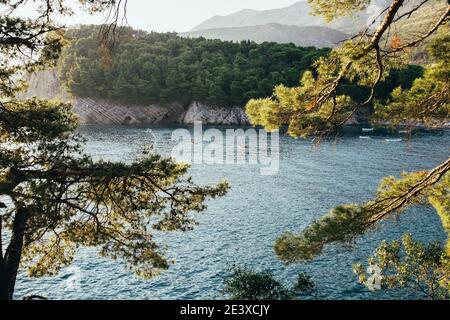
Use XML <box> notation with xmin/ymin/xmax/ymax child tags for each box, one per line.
<box><xmin>15</xmin><ymin>126</ymin><xmax>450</xmax><ymax>300</ymax></box>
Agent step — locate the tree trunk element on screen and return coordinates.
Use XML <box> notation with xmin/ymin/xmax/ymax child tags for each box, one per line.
<box><xmin>4</xmin><ymin>207</ymin><xmax>28</xmax><ymax>300</ymax></box>
<box><xmin>0</xmin><ymin>217</ymin><xmax>9</xmax><ymax>300</ymax></box>
<box><xmin>0</xmin><ymin>260</ymin><xmax>7</xmax><ymax>300</ymax></box>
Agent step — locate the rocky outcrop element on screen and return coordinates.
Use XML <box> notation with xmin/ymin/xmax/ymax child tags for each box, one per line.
<box><xmin>72</xmin><ymin>98</ymin><xmax>186</xmax><ymax>125</ymax></box>
<box><xmin>23</xmin><ymin>68</ymin><xmax>70</xmax><ymax>101</ymax></box>
<box><xmin>21</xmin><ymin>69</ymin><xmax>250</xmax><ymax>125</ymax></box>
<box><xmin>181</xmin><ymin>102</ymin><xmax>249</xmax><ymax>125</ymax></box>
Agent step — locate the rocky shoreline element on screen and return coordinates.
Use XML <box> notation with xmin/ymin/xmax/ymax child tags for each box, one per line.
<box><xmin>22</xmin><ymin>69</ymin><xmax>250</xmax><ymax>125</ymax></box>
<box><xmin>23</xmin><ymin>69</ymin><xmax>371</xmax><ymax>126</ymax></box>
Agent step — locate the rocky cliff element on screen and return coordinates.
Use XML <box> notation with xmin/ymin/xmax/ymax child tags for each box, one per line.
<box><xmin>22</xmin><ymin>69</ymin><xmax>250</xmax><ymax>125</ymax></box>
<box><xmin>182</xmin><ymin>102</ymin><xmax>249</xmax><ymax>125</ymax></box>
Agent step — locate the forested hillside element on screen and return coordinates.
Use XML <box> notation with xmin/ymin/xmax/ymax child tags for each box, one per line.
<box><xmin>59</xmin><ymin>25</ymin><xmax>423</xmax><ymax>109</ymax></box>
<box><xmin>59</xmin><ymin>26</ymin><xmax>328</xmax><ymax>107</ymax></box>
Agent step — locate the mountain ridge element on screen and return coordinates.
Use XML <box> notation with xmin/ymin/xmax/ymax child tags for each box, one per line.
<box><xmin>181</xmin><ymin>23</ymin><xmax>349</xmax><ymax>48</ymax></box>
<box><xmin>191</xmin><ymin>1</ymin><xmax>368</xmax><ymax>34</ymax></box>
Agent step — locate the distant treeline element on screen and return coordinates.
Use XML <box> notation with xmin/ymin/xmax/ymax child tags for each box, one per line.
<box><xmin>59</xmin><ymin>26</ymin><xmax>423</xmax><ymax>107</ymax></box>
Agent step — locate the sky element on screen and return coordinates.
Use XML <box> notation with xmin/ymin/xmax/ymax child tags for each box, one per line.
<box><xmin>7</xmin><ymin>0</ymin><xmax>302</xmax><ymax>33</ymax></box>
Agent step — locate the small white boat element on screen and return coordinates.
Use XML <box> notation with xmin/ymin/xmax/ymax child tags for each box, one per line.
<box><xmin>362</xmin><ymin>128</ymin><xmax>374</xmax><ymax>132</ymax></box>
<box><xmin>359</xmin><ymin>136</ymin><xmax>371</xmax><ymax>139</ymax></box>
<box><xmin>398</xmin><ymin>130</ymin><xmax>409</xmax><ymax>134</ymax></box>
<box><xmin>385</xmin><ymin>138</ymin><xmax>402</xmax><ymax>142</ymax></box>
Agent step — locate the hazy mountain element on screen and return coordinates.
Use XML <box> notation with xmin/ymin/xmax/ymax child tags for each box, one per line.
<box><xmin>190</xmin><ymin>1</ymin><xmax>369</xmax><ymax>35</ymax></box>
<box><xmin>184</xmin><ymin>0</ymin><xmax>446</xmax><ymax>50</ymax></box>
<box><xmin>181</xmin><ymin>23</ymin><xmax>348</xmax><ymax>48</ymax></box>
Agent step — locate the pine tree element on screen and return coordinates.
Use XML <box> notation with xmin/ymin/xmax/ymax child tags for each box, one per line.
<box><xmin>0</xmin><ymin>0</ymin><xmax>228</xmax><ymax>300</ymax></box>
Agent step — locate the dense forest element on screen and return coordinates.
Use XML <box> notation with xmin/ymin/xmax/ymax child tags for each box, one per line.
<box><xmin>59</xmin><ymin>26</ymin><xmax>328</xmax><ymax>107</ymax></box>
<box><xmin>59</xmin><ymin>26</ymin><xmax>423</xmax><ymax>108</ymax></box>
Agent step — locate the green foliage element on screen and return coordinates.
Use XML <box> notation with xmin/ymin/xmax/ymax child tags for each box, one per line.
<box><xmin>246</xmin><ymin>64</ymin><xmax>421</xmax><ymax>137</ymax></box>
<box><xmin>294</xmin><ymin>272</ymin><xmax>319</xmax><ymax>299</ymax></box>
<box><xmin>275</xmin><ymin>169</ymin><xmax>450</xmax><ymax>264</ymax></box>
<box><xmin>275</xmin><ymin>164</ymin><xmax>450</xmax><ymax>297</ymax></box>
<box><xmin>244</xmin><ymin>4</ymin><xmax>449</xmax><ymax>138</ymax></box>
<box><xmin>373</xmin><ymin>65</ymin><xmax>425</xmax><ymax>102</ymax></box>
<box><xmin>272</xmin><ymin>167</ymin><xmax>450</xmax><ymax>301</ymax></box>
<box><xmin>428</xmin><ymin>173</ymin><xmax>450</xmax><ymax>256</ymax></box>
<box><xmin>353</xmin><ymin>234</ymin><xmax>450</xmax><ymax>300</ymax></box>
<box><xmin>275</xmin><ymin>204</ymin><xmax>368</xmax><ymax>262</ymax></box>
<box><xmin>307</xmin><ymin>0</ymin><xmax>371</xmax><ymax>22</ymax></box>
<box><xmin>223</xmin><ymin>266</ymin><xmax>318</xmax><ymax>300</ymax></box>
<box><xmin>223</xmin><ymin>266</ymin><xmax>296</xmax><ymax>300</ymax></box>
<box><xmin>58</xmin><ymin>25</ymin><xmax>329</xmax><ymax>107</ymax></box>
<box><xmin>245</xmin><ymin>35</ymin><xmax>423</xmax><ymax>137</ymax></box>
<box><xmin>373</xmin><ymin>32</ymin><xmax>450</xmax><ymax>127</ymax></box>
